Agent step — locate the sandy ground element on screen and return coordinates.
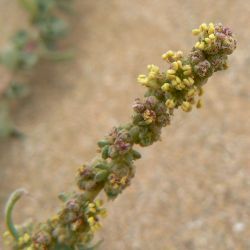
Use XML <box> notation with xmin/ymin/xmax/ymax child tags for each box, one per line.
<box><xmin>0</xmin><ymin>1</ymin><xmax>250</xmax><ymax>249</ymax></box>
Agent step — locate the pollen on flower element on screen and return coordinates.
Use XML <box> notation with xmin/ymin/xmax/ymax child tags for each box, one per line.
<box><xmin>165</xmin><ymin>58</ymin><xmax>195</xmax><ymax>90</ymax></box>
<box><xmin>143</xmin><ymin>109</ymin><xmax>156</xmax><ymax>124</ymax></box>
<box><xmin>181</xmin><ymin>101</ymin><xmax>192</xmax><ymax>112</ymax></box>
<box><xmin>165</xmin><ymin>99</ymin><xmax>176</xmax><ymax>109</ymax></box>
<box><xmin>137</xmin><ymin>64</ymin><xmax>163</xmax><ymax>89</ymax></box>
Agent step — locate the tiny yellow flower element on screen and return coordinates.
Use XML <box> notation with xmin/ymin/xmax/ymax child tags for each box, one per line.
<box><xmin>167</xmin><ymin>74</ymin><xmax>176</xmax><ymax>80</ymax></box>
<box><xmin>183</xmin><ymin>78</ymin><xmax>190</xmax><ymax>86</ymax></box>
<box><xmin>167</xmin><ymin>69</ymin><xmax>176</xmax><ymax>75</ymax></box>
<box><xmin>183</xmin><ymin>70</ymin><xmax>192</xmax><ymax>76</ymax></box>
<box><xmin>88</xmin><ymin>203</ymin><xmax>95</xmax><ymax>208</ymax></box>
<box><xmin>176</xmin><ymin>83</ymin><xmax>185</xmax><ymax>90</ymax></box>
<box><xmin>176</xmin><ymin>51</ymin><xmax>183</xmax><ymax>58</ymax></box>
<box><xmin>166</xmin><ymin>50</ymin><xmax>174</xmax><ymax>57</ymax></box>
<box><xmin>165</xmin><ymin>99</ymin><xmax>176</xmax><ymax>109</ymax></box>
<box><xmin>182</xmin><ymin>65</ymin><xmax>191</xmax><ymax>71</ymax></box>
<box><xmin>196</xmin><ymin>99</ymin><xmax>203</xmax><ymax>108</ymax></box>
<box><xmin>120</xmin><ymin>176</ymin><xmax>128</xmax><ymax>185</ymax></box>
<box><xmin>181</xmin><ymin>101</ymin><xmax>192</xmax><ymax>112</ymax></box>
<box><xmin>89</xmin><ymin>207</ymin><xmax>97</xmax><ymax>213</ymax></box>
<box><xmin>147</xmin><ymin>64</ymin><xmax>160</xmax><ymax>74</ymax></box>
<box><xmin>209</xmin><ymin>34</ymin><xmax>216</xmax><ymax>40</ymax></box>
<box><xmin>172</xmin><ymin>80</ymin><xmax>178</xmax><ymax>87</ymax></box>
<box><xmin>175</xmin><ymin>76</ymin><xmax>182</xmax><ymax>84</ymax></box>
<box><xmin>177</xmin><ymin>60</ymin><xmax>182</xmax><ymax>68</ymax></box>
<box><xmin>198</xmin><ymin>41</ymin><xmax>205</xmax><ymax>50</ymax></box>
<box><xmin>143</xmin><ymin>110</ymin><xmax>155</xmax><ymax>124</ymax></box>
<box><xmin>18</xmin><ymin>237</ymin><xmax>24</xmax><ymax>246</ymax></box>
<box><xmin>95</xmin><ymin>200</ymin><xmax>103</xmax><ymax>207</ymax></box>
<box><xmin>23</xmin><ymin>233</ymin><xmax>30</xmax><ymax>243</ymax></box>
<box><xmin>100</xmin><ymin>209</ymin><xmax>107</xmax><ymax>218</ymax></box>
<box><xmin>187</xmin><ymin>88</ymin><xmax>196</xmax><ymax>97</ymax></box>
<box><xmin>192</xmin><ymin>29</ymin><xmax>200</xmax><ymax>35</ymax></box>
<box><xmin>161</xmin><ymin>83</ymin><xmax>171</xmax><ymax>92</ymax></box>
<box><xmin>195</xmin><ymin>42</ymin><xmax>200</xmax><ymax>48</ymax></box>
<box><xmin>137</xmin><ymin>74</ymin><xmax>148</xmax><ymax>84</ymax></box>
<box><xmin>200</xmin><ymin>23</ymin><xmax>208</xmax><ymax>31</ymax></box>
<box><xmin>171</xmin><ymin>61</ymin><xmax>179</xmax><ymax>71</ymax></box>
<box><xmin>198</xmin><ymin>87</ymin><xmax>204</xmax><ymax>96</ymax></box>
<box><xmin>188</xmin><ymin>77</ymin><xmax>194</xmax><ymax>85</ymax></box>
<box><xmin>91</xmin><ymin>222</ymin><xmax>101</xmax><ymax>232</ymax></box>
<box><xmin>162</xmin><ymin>50</ymin><xmax>174</xmax><ymax>60</ymax></box>
<box><xmin>205</xmin><ymin>37</ymin><xmax>211</xmax><ymax>43</ymax></box>
<box><xmin>87</xmin><ymin>217</ymin><xmax>95</xmax><ymax>226</ymax></box>
<box><xmin>208</xmin><ymin>23</ymin><xmax>215</xmax><ymax>34</ymax></box>
<box><xmin>51</xmin><ymin>214</ymin><xmax>59</xmax><ymax>222</ymax></box>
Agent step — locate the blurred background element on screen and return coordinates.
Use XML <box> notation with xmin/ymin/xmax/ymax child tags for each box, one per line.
<box><xmin>0</xmin><ymin>0</ymin><xmax>249</xmax><ymax>249</ymax></box>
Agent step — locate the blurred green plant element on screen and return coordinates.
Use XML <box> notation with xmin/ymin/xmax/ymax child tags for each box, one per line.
<box><xmin>3</xmin><ymin>22</ymin><xmax>236</xmax><ymax>249</ymax></box>
<box><xmin>0</xmin><ymin>0</ymin><xmax>74</xmax><ymax>138</ymax></box>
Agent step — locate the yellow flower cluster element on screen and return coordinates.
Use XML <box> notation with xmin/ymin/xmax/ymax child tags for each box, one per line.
<box><xmin>164</xmin><ymin>59</ymin><xmax>194</xmax><ymax>91</ymax></box>
<box><xmin>164</xmin><ymin>86</ymin><xmax>203</xmax><ymax>112</ymax></box>
<box><xmin>160</xmin><ymin>50</ymin><xmax>200</xmax><ymax>112</ymax></box>
<box><xmin>87</xmin><ymin>217</ymin><xmax>101</xmax><ymax>233</ymax></box>
<box><xmin>162</xmin><ymin>50</ymin><xmax>183</xmax><ymax>62</ymax></box>
<box><xmin>109</xmin><ymin>173</ymin><xmax>129</xmax><ymax>189</ymax></box>
<box><xmin>143</xmin><ymin>109</ymin><xmax>156</xmax><ymax>124</ymax></box>
<box><xmin>192</xmin><ymin>22</ymin><xmax>216</xmax><ymax>51</ymax></box>
<box><xmin>86</xmin><ymin>200</ymin><xmax>107</xmax><ymax>233</ymax></box>
<box><xmin>137</xmin><ymin>64</ymin><xmax>162</xmax><ymax>89</ymax></box>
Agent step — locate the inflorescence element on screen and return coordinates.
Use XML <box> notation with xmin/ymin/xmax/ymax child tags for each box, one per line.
<box><xmin>4</xmin><ymin>22</ymin><xmax>236</xmax><ymax>250</ymax></box>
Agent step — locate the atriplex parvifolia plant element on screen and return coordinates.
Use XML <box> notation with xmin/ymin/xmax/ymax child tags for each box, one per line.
<box><xmin>3</xmin><ymin>22</ymin><xmax>237</xmax><ymax>249</ymax></box>
<box><xmin>0</xmin><ymin>0</ymin><xmax>73</xmax><ymax>137</ymax></box>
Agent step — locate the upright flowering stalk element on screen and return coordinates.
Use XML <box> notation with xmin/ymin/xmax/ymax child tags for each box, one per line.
<box><xmin>4</xmin><ymin>23</ymin><xmax>236</xmax><ymax>250</ymax></box>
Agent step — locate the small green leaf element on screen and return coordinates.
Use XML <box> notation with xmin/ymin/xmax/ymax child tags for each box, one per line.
<box><xmin>95</xmin><ymin>170</ymin><xmax>108</xmax><ymax>182</ymax></box>
<box><xmin>101</xmin><ymin>145</ymin><xmax>109</xmax><ymax>159</ymax></box>
<box><xmin>97</xmin><ymin>139</ymin><xmax>109</xmax><ymax>148</ymax></box>
<box><xmin>132</xmin><ymin>149</ymin><xmax>141</xmax><ymax>159</ymax></box>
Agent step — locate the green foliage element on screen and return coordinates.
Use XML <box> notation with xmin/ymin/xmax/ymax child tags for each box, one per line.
<box><xmin>5</xmin><ymin>82</ymin><xmax>29</xmax><ymax>100</ymax></box>
<box><xmin>19</xmin><ymin>0</ymin><xmax>70</xmax><ymax>48</ymax></box>
<box><xmin>0</xmin><ymin>101</ymin><xmax>15</xmax><ymax>137</ymax></box>
<box><xmin>37</xmin><ymin>17</ymin><xmax>69</xmax><ymax>48</ymax></box>
<box><xmin>0</xmin><ymin>0</ymin><xmax>74</xmax><ymax>138</ymax></box>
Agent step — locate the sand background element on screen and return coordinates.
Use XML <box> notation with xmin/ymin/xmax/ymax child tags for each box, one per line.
<box><xmin>0</xmin><ymin>0</ymin><xmax>249</xmax><ymax>249</ymax></box>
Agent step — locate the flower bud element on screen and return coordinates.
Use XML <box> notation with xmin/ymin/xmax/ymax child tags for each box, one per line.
<box><xmin>194</xmin><ymin>60</ymin><xmax>213</xmax><ymax>78</ymax></box>
<box><xmin>181</xmin><ymin>101</ymin><xmax>192</xmax><ymax>112</ymax></box>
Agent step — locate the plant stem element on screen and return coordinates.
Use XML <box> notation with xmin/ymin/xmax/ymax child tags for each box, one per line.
<box><xmin>5</xmin><ymin>188</ymin><xmax>27</xmax><ymax>240</ymax></box>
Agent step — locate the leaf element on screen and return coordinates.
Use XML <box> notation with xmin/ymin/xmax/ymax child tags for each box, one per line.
<box><xmin>18</xmin><ymin>0</ymin><xmax>39</xmax><ymax>18</ymax></box>
<box><xmin>0</xmin><ymin>101</ymin><xmax>15</xmax><ymax>137</ymax></box>
<box><xmin>101</xmin><ymin>145</ymin><xmax>109</xmax><ymax>159</ymax></box>
<box><xmin>0</xmin><ymin>48</ymin><xmax>20</xmax><ymax>70</ymax></box>
<box><xmin>94</xmin><ymin>170</ymin><xmax>108</xmax><ymax>182</ymax></box>
<box><xmin>11</xmin><ymin>30</ymin><xmax>30</xmax><ymax>49</ymax></box>
<box><xmin>5</xmin><ymin>82</ymin><xmax>29</xmax><ymax>99</ymax></box>
<box><xmin>20</xmin><ymin>51</ymin><xmax>39</xmax><ymax>69</ymax></box>
<box><xmin>97</xmin><ymin>139</ymin><xmax>109</xmax><ymax>148</ymax></box>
